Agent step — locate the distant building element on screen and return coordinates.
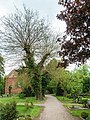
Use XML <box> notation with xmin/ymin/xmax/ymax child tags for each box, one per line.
<box><xmin>5</xmin><ymin>70</ymin><xmax>22</xmax><ymax>94</ymax></box>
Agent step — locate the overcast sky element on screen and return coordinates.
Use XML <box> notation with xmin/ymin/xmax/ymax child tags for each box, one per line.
<box><xmin>0</xmin><ymin>0</ymin><xmax>67</xmax><ymax>74</ymax></box>
<box><xmin>0</xmin><ymin>0</ymin><xmax>66</xmax><ymax>33</ymax></box>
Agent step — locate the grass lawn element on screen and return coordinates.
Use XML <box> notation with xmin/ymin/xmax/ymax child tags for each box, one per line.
<box><xmin>56</xmin><ymin>96</ymin><xmax>73</xmax><ymax>103</ymax></box>
<box><xmin>0</xmin><ymin>96</ymin><xmax>45</xmax><ymax>104</ymax></box>
<box><xmin>56</xmin><ymin>96</ymin><xmax>90</xmax><ymax>117</ymax></box>
<box><xmin>17</xmin><ymin>105</ymin><xmax>43</xmax><ymax>119</ymax></box>
<box><xmin>69</xmin><ymin>109</ymin><xmax>90</xmax><ymax>117</ymax></box>
<box><xmin>0</xmin><ymin>96</ymin><xmax>45</xmax><ymax>119</ymax></box>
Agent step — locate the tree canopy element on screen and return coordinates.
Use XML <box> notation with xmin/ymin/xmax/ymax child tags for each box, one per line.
<box><xmin>57</xmin><ymin>0</ymin><xmax>90</xmax><ymax>65</ymax></box>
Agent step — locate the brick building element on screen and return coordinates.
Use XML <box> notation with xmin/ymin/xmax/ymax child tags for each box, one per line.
<box><xmin>5</xmin><ymin>70</ymin><xmax>22</xmax><ymax>94</ymax></box>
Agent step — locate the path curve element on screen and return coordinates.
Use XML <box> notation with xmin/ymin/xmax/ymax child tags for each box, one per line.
<box><xmin>35</xmin><ymin>95</ymin><xmax>81</xmax><ymax>120</ymax></box>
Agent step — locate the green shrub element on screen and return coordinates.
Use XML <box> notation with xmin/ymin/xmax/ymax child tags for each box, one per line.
<box><xmin>81</xmin><ymin>98</ymin><xmax>88</xmax><ymax>107</ymax></box>
<box><xmin>81</xmin><ymin>112</ymin><xmax>88</xmax><ymax>119</ymax></box>
<box><xmin>86</xmin><ymin>116</ymin><xmax>90</xmax><ymax>120</ymax></box>
<box><xmin>0</xmin><ymin>102</ymin><xmax>18</xmax><ymax>120</ymax></box>
<box><xmin>19</xmin><ymin>92</ymin><xmax>25</xmax><ymax>99</ymax></box>
<box><xmin>66</xmin><ymin>94</ymin><xmax>72</xmax><ymax>98</ymax></box>
<box><xmin>23</xmin><ymin>87</ymin><xmax>35</xmax><ymax>97</ymax></box>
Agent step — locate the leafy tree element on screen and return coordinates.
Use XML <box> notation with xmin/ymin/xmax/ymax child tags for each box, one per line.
<box><xmin>70</xmin><ymin>71</ymin><xmax>83</xmax><ymax>101</ymax></box>
<box><xmin>57</xmin><ymin>0</ymin><xmax>90</xmax><ymax>65</ymax></box>
<box><xmin>47</xmin><ymin>80</ymin><xmax>56</xmax><ymax>94</ymax></box>
<box><xmin>83</xmin><ymin>76</ymin><xmax>90</xmax><ymax>93</ymax></box>
<box><xmin>75</xmin><ymin>65</ymin><xmax>90</xmax><ymax>94</ymax></box>
<box><xmin>46</xmin><ymin>59</ymin><xmax>70</xmax><ymax>96</ymax></box>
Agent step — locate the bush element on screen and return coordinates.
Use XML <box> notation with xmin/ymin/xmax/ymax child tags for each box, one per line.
<box><xmin>19</xmin><ymin>92</ymin><xmax>25</xmax><ymax>99</ymax></box>
<box><xmin>81</xmin><ymin>112</ymin><xmax>88</xmax><ymax>119</ymax></box>
<box><xmin>66</xmin><ymin>94</ymin><xmax>72</xmax><ymax>98</ymax></box>
<box><xmin>23</xmin><ymin>86</ymin><xmax>35</xmax><ymax>97</ymax></box>
<box><xmin>86</xmin><ymin>116</ymin><xmax>90</xmax><ymax>120</ymax></box>
<box><xmin>81</xmin><ymin>99</ymin><xmax>88</xmax><ymax>107</ymax></box>
<box><xmin>0</xmin><ymin>102</ymin><xmax>18</xmax><ymax>120</ymax></box>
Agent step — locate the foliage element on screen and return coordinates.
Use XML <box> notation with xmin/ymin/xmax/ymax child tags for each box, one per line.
<box><xmin>19</xmin><ymin>92</ymin><xmax>25</xmax><ymax>99</ymax></box>
<box><xmin>30</xmin><ymin>66</ymin><xmax>42</xmax><ymax>100</ymax></box>
<box><xmin>41</xmin><ymin>71</ymin><xmax>51</xmax><ymax>96</ymax></box>
<box><xmin>57</xmin><ymin>0</ymin><xmax>90</xmax><ymax>65</ymax></box>
<box><xmin>83</xmin><ymin>77</ymin><xmax>90</xmax><ymax>93</ymax></box>
<box><xmin>47</xmin><ymin>80</ymin><xmax>56</xmax><ymax>94</ymax></box>
<box><xmin>86</xmin><ymin>116</ymin><xmax>90</xmax><ymax>120</ymax></box>
<box><xmin>23</xmin><ymin>86</ymin><xmax>35</xmax><ymax>97</ymax></box>
<box><xmin>8</xmin><ymin>85</ymin><xmax>12</xmax><ymax>95</ymax></box>
<box><xmin>55</xmin><ymin>82</ymin><xmax>64</xmax><ymax>96</ymax></box>
<box><xmin>81</xmin><ymin>98</ymin><xmax>88</xmax><ymax>107</ymax></box>
<box><xmin>47</xmin><ymin>59</ymin><xmax>90</xmax><ymax>98</ymax></box>
<box><xmin>0</xmin><ymin>81</ymin><xmax>4</xmax><ymax>96</ymax></box>
<box><xmin>46</xmin><ymin>59</ymin><xmax>68</xmax><ymax>95</ymax></box>
<box><xmin>70</xmin><ymin>71</ymin><xmax>83</xmax><ymax>100</ymax></box>
<box><xmin>0</xmin><ymin>102</ymin><xmax>18</xmax><ymax>120</ymax></box>
<box><xmin>81</xmin><ymin>112</ymin><xmax>88</xmax><ymax>119</ymax></box>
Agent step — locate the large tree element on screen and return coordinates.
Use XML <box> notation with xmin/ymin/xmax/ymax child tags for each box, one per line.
<box><xmin>57</xmin><ymin>0</ymin><xmax>90</xmax><ymax>65</ymax></box>
<box><xmin>0</xmin><ymin>6</ymin><xmax>58</xmax><ymax>99</ymax></box>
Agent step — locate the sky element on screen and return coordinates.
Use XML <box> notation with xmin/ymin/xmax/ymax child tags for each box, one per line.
<box><xmin>0</xmin><ymin>0</ymin><xmax>67</xmax><ymax>74</ymax></box>
<box><xmin>0</xmin><ymin>0</ymin><xmax>66</xmax><ymax>32</ymax></box>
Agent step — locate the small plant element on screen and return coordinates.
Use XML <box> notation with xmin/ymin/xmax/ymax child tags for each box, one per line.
<box><xmin>30</xmin><ymin>102</ymin><xmax>33</xmax><ymax>108</ymax></box>
<box><xmin>86</xmin><ymin>116</ymin><xmax>90</xmax><ymax>120</ymax></box>
<box><xmin>81</xmin><ymin>99</ymin><xmax>88</xmax><ymax>108</ymax></box>
<box><xmin>81</xmin><ymin>112</ymin><xmax>88</xmax><ymax>119</ymax></box>
<box><xmin>8</xmin><ymin>85</ymin><xmax>12</xmax><ymax>95</ymax></box>
<box><xmin>19</xmin><ymin>92</ymin><xmax>25</xmax><ymax>99</ymax></box>
<box><xmin>0</xmin><ymin>102</ymin><xmax>18</xmax><ymax>120</ymax></box>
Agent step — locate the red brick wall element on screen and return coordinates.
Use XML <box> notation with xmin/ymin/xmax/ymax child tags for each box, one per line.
<box><xmin>5</xmin><ymin>77</ymin><xmax>22</xmax><ymax>94</ymax></box>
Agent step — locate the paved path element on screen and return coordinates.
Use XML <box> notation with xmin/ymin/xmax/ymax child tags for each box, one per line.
<box><xmin>35</xmin><ymin>95</ymin><xmax>81</xmax><ymax>120</ymax></box>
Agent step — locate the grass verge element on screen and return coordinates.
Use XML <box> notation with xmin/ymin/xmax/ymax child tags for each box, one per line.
<box><xmin>56</xmin><ymin>96</ymin><xmax>90</xmax><ymax>117</ymax></box>
<box><xmin>0</xmin><ymin>96</ymin><xmax>45</xmax><ymax>104</ymax></box>
<box><xmin>17</xmin><ymin>105</ymin><xmax>43</xmax><ymax>119</ymax></box>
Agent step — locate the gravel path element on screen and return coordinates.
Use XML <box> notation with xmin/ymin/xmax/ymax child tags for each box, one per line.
<box><xmin>35</xmin><ymin>95</ymin><xmax>81</xmax><ymax>120</ymax></box>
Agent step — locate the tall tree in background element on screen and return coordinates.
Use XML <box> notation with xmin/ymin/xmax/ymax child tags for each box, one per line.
<box><xmin>0</xmin><ymin>6</ymin><xmax>58</xmax><ymax>99</ymax></box>
<box><xmin>57</xmin><ymin>0</ymin><xmax>90</xmax><ymax>65</ymax></box>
